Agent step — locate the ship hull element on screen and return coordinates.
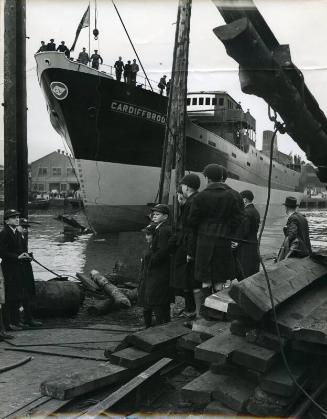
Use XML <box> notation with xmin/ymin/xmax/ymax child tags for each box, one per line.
<box><xmin>76</xmin><ymin>158</ymin><xmax>302</xmax><ymax>233</ymax></box>
<box><xmin>36</xmin><ymin>53</ymin><xmax>304</xmax><ymax>233</ymax></box>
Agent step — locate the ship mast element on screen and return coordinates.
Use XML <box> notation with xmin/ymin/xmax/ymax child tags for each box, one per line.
<box><xmin>159</xmin><ymin>0</ymin><xmax>192</xmax><ymax>222</ymax></box>
<box><xmin>3</xmin><ymin>0</ymin><xmax>28</xmax><ymax>218</ymax></box>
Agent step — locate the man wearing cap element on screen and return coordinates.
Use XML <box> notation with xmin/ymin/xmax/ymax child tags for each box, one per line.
<box><xmin>141</xmin><ymin>204</ymin><xmax>172</xmax><ymax>327</ymax></box>
<box><xmin>170</xmin><ymin>174</ymin><xmax>200</xmax><ymax>319</ymax></box>
<box><xmin>234</xmin><ymin>190</ymin><xmax>260</xmax><ymax>278</ymax></box>
<box><xmin>188</xmin><ymin>164</ymin><xmax>244</xmax><ymax>315</ymax></box>
<box><xmin>46</xmin><ymin>38</ymin><xmax>56</xmax><ymax>51</ymax></box>
<box><xmin>0</xmin><ymin>210</ymin><xmax>32</xmax><ymax>330</ymax></box>
<box><xmin>277</xmin><ymin>196</ymin><xmax>312</xmax><ymax>261</ymax></box>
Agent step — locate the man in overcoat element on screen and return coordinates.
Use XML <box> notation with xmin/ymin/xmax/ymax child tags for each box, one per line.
<box><xmin>0</xmin><ymin>210</ymin><xmax>32</xmax><ymax>330</ymax></box>
<box><xmin>277</xmin><ymin>196</ymin><xmax>312</xmax><ymax>261</ymax></box>
<box><xmin>139</xmin><ymin>204</ymin><xmax>172</xmax><ymax>327</ymax></box>
<box><xmin>188</xmin><ymin>164</ymin><xmax>244</xmax><ymax>315</ymax></box>
<box><xmin>234</xmin><ymin>190</ymin><xmax>260</xmax><ymax>278</ymax></box>
<box><xmin>170</xmin><ymin>174</ymin><xmax>200</xmax><ymax>318</ymax></box>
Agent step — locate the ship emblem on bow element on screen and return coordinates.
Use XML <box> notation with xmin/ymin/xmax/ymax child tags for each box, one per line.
<box><xmin>50</xmin><ymin>82</ymin><xmax>69</xmax><ymax>100</ymax></box>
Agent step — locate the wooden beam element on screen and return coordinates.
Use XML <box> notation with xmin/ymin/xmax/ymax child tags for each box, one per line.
<box><xmin>78</xmin><ymin>358</ymin><xmax>172</xmax><ymax>417</ymax></box>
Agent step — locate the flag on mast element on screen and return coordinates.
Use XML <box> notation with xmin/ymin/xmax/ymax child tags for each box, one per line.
<box><xmin>70</xmin><ymin>5</ymin><xmax>90</xmax><ymax>52</ymax></box>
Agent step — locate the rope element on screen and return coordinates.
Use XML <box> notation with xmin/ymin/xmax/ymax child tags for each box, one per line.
<box><xmin>111</xmin><ymin>0</ymin><xmax>153</xmax><ymax>91</ymax></box>
<box><xmin>31</xmin><ymin>256</ymin><xmax>79</xmax><ymax>281</ymax></box>
<box><xmin>257</xmin><ymin>106</ymin><xmax>327</xmax><ymax>416</ymax></box>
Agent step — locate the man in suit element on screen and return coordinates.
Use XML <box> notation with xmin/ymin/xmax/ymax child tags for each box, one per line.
<box><xmin>234</xmin><ymin>190</ymin><xmax>260</xmax><ymax>278</ymax></box>
<box><xmin>0</xmin><ymin>210</ymin><xmax>32</xmax><ymax>330</ymax></box>
<box><xmin>46</xmin><ymin>38</ymin><xmax>56</xmax><ymax>51</ymax></box>
<box><xmin>277</xmin><ymin>196</ymin><xmax>312</xmax><ymax>261</ymax></box>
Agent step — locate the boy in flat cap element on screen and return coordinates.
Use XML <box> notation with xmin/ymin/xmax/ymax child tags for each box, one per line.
<box><xmin>170</xmin><ymin>174</ymin><xmax>200</xmax><ymax>319</ymax></box>
<box><xmin>188</xmin><ymin>164</ymin><xmax>244</xmax><ymax>318</ymax></box>
<box><xmin>138</xmin><ymin>204</ymin><xmax>172</xmax><ymax>327</ymax></box>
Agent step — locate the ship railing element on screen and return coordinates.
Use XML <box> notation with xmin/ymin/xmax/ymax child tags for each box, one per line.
<box><xmin>101</xmin><ymin>63</ymin><xmax>163</xmax><ymax>95</ymax></box>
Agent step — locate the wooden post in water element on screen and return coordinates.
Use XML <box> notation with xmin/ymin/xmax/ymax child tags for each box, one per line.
<box><xmin>159</xmin><ymin>0</ymin><xmax>192</xmax><ymax>224</ymax></box>
<box><xmin>4</xmin><ymin>0</ymin><xmax>28</xmax><ymax>218</ymax></box>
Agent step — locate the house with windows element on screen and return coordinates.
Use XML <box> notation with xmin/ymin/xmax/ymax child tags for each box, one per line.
<box><xmin>30</xmin><ymin>150</ymin><xmax>79</xmax><ymax>197</ymax></box>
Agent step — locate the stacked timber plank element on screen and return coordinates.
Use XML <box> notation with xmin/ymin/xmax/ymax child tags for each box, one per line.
<box><xmin>180</xmin><ymin>256</ymin><xmax>327</xmax><ymax>416</ymax></box>
<box><xmin>107</xmin><ymin>321</ymin><xmax>190</xmax><ymax>369</ymax></box>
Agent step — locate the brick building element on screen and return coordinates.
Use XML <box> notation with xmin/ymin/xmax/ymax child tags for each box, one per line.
<box><xmin>30</xmin><ymin>150</ymin><xmax>79</xmax><ymax>196</ymax></box>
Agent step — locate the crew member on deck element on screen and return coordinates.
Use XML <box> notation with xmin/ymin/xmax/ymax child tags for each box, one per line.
<box><xmin>90</xmin><ymin>50</ymin><xmax>103</xmax><ymax>70</ymax></box>
<box><xmin>234</xmin><ymin>190</ymin><xmax>260</xmax><ymax>279</ymax></box>
<box><xmin>56</xmin><ymin>41</ymin><xmax>70</xmax><ymax>58</ymax></box>
<box><xmin>114</xmin><ymin>56</ymin><xmax>124</xmax><ymax>81</ymax></box>
<box><xmin>166</xmin><ymin>79</ymin><xmax>171</xmax><ymax>96</ymax></box>
<box><xmin>37</xmin><ymin>41</ymin><xmax>47</xmax><ymax>53</ymax></box>
<box><xmin>188</xmin><ymin>164</ymin><xmax>244</xmax><ymax>318</ymax></box>
<box><xmin>46</xmin><ymin>38</ymin><xmax>56</xmax><ymax>51</ymax></box>
<box><xmin>158</xmin><ymin>75</ymin><xmax>167</xmax><ymax>95</ymax></box>
<box><xmin>77</xmin><ymin>48</ymin><xmax>90</xmax><ymax>65</ymax></box>
<box><xmin>124</xmin><ymin>60</ymin><xmax>132</xmax><ymax>83</ymax></box>
<box><xmin>131</xmin><ymin>59</ymin><xmax>139</xmax><ymax>85</ymax></box>
<box><xmin>277</xmin><ymin>196</ymin><xmax>312</xmax><ymax>261</ymax></box>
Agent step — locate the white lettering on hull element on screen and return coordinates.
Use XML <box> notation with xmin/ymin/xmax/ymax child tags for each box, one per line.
<box><xmin>110</xmin><ymin>100</ymin><xmax>166</xmax><ymax>125</ymax></box>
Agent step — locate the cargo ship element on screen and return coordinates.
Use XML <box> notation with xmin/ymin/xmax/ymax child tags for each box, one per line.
<box><xmin>35</xmin><ymin>51</ymin><xmax>304</xmax><ymax>233</ymax></box>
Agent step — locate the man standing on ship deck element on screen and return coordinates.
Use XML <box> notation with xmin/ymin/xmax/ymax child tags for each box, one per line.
<box><xmin>46</xmin><ymin>38</ymin><xmax>56</xmax><ymax>51</ymax></box>
<box><xmin>188</xmin><ymin>164</ymin><xmax>244</xmax><ymax>318</ymax></box>
<box><xmin>131</xmin><ymin>59</ymin><xmax>139</xmax><ymax>85</ymax></box>
<box><xmin>90</xmin><ymin>50</ymin><xmax>103</xmax><ymax>70</ymax></box>
<box><xmin>77</xmin><ymin>48</ymin><xmax>90</xmax><ymax>65</ymax></box>
<box><xmin>114</xmin><ymin>56</ymin><xmax>124</xmax><ymax>81</ymax></box>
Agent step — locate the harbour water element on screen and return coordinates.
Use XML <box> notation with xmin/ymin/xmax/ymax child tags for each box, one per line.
<box><xmin>26</xmin><ymin>208</ymin><xmax>327</xmax><ymax>282</ymax></box>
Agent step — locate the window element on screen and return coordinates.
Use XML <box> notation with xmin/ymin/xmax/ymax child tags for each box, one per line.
<box><xmin>61</xmin><ymin>184</ymin><xmax>67</xmax><ymax>191</ymax></box>
<box><xmin>212</xmin><ymin>98</ymin><xmax>217</xmax><ymax>105</ymax></box>
<box><xmin>187</xmin><ymin>98</ymin><xmax>191</xmax><ymax>106</ymax></box>
<box><xmin>38</xmin><ymin>184</ymin><xmax>44</xmax><ymax>191</ymax></box>
<box><xmin>67</xmin><ymin>167</ymin><xmax>75</xmax><ymax>176</ymax></box>
<box><xmin>38</xmin><ymin>167</ymin><xmax>48</xmax><ymax>177</ymax></box>
<box><xmin>199</xmin><ymin>97</ymin><xmax>204</xmax><ymax>105</ymax></box>
<box><xmin>33</xmin><ymin>184</ymin><xmax>38</xmax><ymax>190</ymax></box>
<box><xmin>260</xmin><ymin>157</ymin><xmax>263</xmax><ymax>160</ymax></box>
<box><xmin>52</xmin><ymin>167</ymin><xmax>62</xmax><ymax>176</ymax></box>
<box><xmin>208</xmin><ymin>141</ymin><xmax>216</xmax><ymax>147</ymax></box>
<box><xmin>219</xmin><ymin>98</ymin><xmax>224</xmax><ymax>106</ymax></box>
<box><xmin>205</xmin><ymin>97</ymin><xmax>210</xmax><ymax>105</ymax></box>
<box><xmin>232</xmin><ymin>152</ymin><xmax>236</xmax><ymax>158</ymax></box>
<box><xmin>247</xmin><ymin>162</ymin><xmax>251</xmax><ymax>166</ymax></box>
<box><xmin>192</xmin><ymin>97</ymin><xmax>197</xmax><ymax>105</ymax></box>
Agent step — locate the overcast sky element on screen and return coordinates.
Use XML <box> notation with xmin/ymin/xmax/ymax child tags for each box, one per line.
<box><xmin>1</xmin><ymin>0</ymin><xmax>327</xmax><ymax>164</ymax></box>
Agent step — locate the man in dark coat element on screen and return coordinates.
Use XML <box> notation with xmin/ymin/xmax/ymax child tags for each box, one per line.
<box><xmin>37</xmin><ymin>41</ymin><xmax>47</xmax><ymax>53</ymax></box>
<box><xmin>0</xmin><ymin>210</ymin><xmax>32</xmax><ymax>330</ymax></box>
<box><xmin>277</xmin><ymin>196</ymin><xmax>312</xmax><ymax>261</ymax></box>
<box><xmin>77</xmin><ymin>48</ymin><xmax>90</xmax><ymax>65</ymax></box>
<box><xmin>158</xmin><ymin>75</ymin><xmax>167</xmax><ymax>95</ymax></box>
<box><xmin>114</xmin><ymin>56</ymin><xmax>124</xmax><ymax>81</ymax></box>
<box><xmin>18</xmin><ymin>219</ymin><xmax>42</xmax><ymax>327</ymax></box>
<box><xmin>124</xmin><ymin>60</ymin><xmax>132</xmax><ymax>83</ymax></box>
<box><xmin>46</xmin><ymin>38</ymin><xmax>56</xmax><ymax>51</ymax></box>
<box><xmin>138</xmin><ymin>204</ymin><xmax>172</xmax><ymax>327</ymax></box>
<box><xmin>170</xmin><ymin>174</ymin><xmax>200</xmax><ymax>318</ymax></box>
<box><xmin>234</xmin><ymin>190</ymin><xmax>260</xmax><ymax>279</ymax></box>
<box><xmin>56</xmin><ymin>41</ymin><xmax>70</xmax><ymax>58</ymax></box>
<box><xmin>189</xmin><ymin>164</ymin><xmax>244</xmax><ymax>314</ymax></box>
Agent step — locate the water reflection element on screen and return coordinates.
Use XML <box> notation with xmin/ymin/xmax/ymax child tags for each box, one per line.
<box><xmin>27</xmin><ymin>208</ymin><xmax>327</xmax><ymax>281</ymax></box>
